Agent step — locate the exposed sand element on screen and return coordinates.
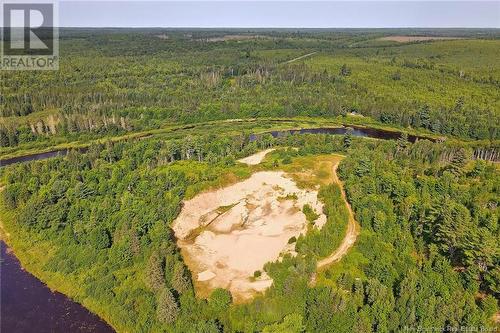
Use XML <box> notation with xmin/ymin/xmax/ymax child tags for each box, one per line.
<box><xmin>173</xmin><ymin>171</ymin><xmax>326</xmax><ymax>302</ymax></box>
<box><xmin>237</xmin><ymin>148</ymin><xmax>275</xmax><ymax>165</ymax></box>
<box><xmin>379</xmin><ymin>36</ymin><xmax>463</xmax><ymax>43</ymax></box>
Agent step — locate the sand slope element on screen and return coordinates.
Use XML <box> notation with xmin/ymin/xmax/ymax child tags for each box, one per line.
<box><xmin>173</xmin><ymin>171</ymin><xmax>325</xmax><ymax>302</ymax></box>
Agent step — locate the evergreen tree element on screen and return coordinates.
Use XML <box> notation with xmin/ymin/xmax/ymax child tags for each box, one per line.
<box><xmin>145</xmin><ymin>251</ymin><xmax>165</xmax><ymax>292</ymax></box>
<box><xmin>156</xmin><ymin>288</ymin><xmax>179</xmax><ymax>324</ymax></box>
<box><xmin>0</xmin><ymin>127</ymin><xmax>9</xmax><ymax>147</ymax></box>
<box><xmin>450</xmin><ymin>148</ymin><xmax>467</xmax><ymax>175</ymax></box>
<box><xmin>418</xmin><ymin>105</ymin><xmax>431</xmax><ymax>129</ymax></box>
<box><xmin>343</xmin><ymin>128</ymin><xmax>353</xmax><ymax>149</ymax></box>
<box><xmin>171</xmin><ymin>261</ymin><xmax>191</xmax><ymax>294</ymax></box>
<box><xmin>396</xmin><ymin>133</ymin><xmax>409</xmax><ymax>154</ymax></box>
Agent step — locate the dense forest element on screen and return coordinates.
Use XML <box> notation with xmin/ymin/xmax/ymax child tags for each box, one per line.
<box><xmin>1</xmin><ymin>29</ymin><xmax>499</xmax><ymax>156</ymax></box>
<box><xmin>1</xmin><ymin>129</ymin><xmax>499</xmax><ymax>331</ymax></box>
<box><xmin>0</xmin><ymin>29</ymin><xmax>499</xmax><ymax>332</ymax></box>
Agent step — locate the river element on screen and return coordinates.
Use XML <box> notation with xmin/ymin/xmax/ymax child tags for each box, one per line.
<box><xmin>249</xmin><ymin>125</ymin><xmax>428</xmax><ymax>143</ymax></box>
<box><xmin>0</xmin><ymin>241</ymin><xmax>115</xmax><ymax>332</ymax></box>
<box><xmin>0</xmin><ymin>125</ymin><xmax>432</xmax><ymax>168</ymax></box>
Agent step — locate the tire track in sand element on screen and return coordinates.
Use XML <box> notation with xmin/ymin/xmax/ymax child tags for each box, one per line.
<box><xmin>315</xmin><ymin>161</ymin><xmax>359</xmax><ymax>271</ymax></box>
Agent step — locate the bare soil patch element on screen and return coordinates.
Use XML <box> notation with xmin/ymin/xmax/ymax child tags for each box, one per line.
<box><xmin>237</xmin><ymin>148</ymin><xmax>275</xmax><ymax>165</ymax></box>
<box><xmin>173</xmin><ymin>171</ymin><xmax>326</xmax><ymax>302</ymax></box>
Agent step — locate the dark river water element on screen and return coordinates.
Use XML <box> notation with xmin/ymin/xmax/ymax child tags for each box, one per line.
<box><xmin>0</xmin><ymin>149</ymin><xmax>80</xmax><ymax>168</ymax></box>
<box><xmin>249</xmin><ymin>125</ymin><xmax>429</xmax><ymax>143</ymax></box>
<box><xmin>0</xmin><ymin>241</ymin><xmax>115</xmax><ymax>333</ymax></box>
<box><xmin>0</xmin><ymin>125</ymin><xmax>431</xmax><ymax>168</ymax></box>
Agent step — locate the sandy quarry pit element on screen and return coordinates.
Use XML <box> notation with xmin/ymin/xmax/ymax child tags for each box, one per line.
<box><xmin>172</xmin><ymin>170</ymin><xmax>326</xmax><ymax>302</ymax></box>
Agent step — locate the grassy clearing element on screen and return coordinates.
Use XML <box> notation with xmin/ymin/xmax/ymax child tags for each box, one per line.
<box><xmin>263</xmin><ymin>153</ymin><xmax>344</xmax><ymax>188</ymax></box>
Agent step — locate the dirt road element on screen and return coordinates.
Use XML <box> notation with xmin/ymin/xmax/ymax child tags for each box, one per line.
<box><xmin>283</xmin><ymin>52</ymin><xmax>318</xmax><ymax>64</ymax></box>
<box><xmin>316</xmin><ymin>162</ymin><xmax>359</xmax><ymax>269</ymax></box>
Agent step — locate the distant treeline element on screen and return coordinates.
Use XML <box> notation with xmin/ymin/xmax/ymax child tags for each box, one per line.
<box><xmin>1</xmin><ymin>30</ymin><xmax>498</xmax><ymax>152</ymax></box>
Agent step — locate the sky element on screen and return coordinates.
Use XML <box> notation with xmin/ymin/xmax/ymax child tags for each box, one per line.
<box><xmin>5</xmin><ymin>1</ymin><xmax>500</xmax><ymax>28</ymax></box>
<box><xmin>57</xmin><ymin>1</ymin><xmax>500</xmax><ymax>28</ymax></box>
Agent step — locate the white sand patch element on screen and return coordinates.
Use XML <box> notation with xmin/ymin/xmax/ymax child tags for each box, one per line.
<box><xmin>315</xmin><ymin>214</ymin><xmax>327</xmax><ymax>229</ymax></box>
<box><xmin>173</xmin><ymin>171</ymin><xmax>326</xmax><ymax>302</ymax></box>
<box><xmin>237</xmin><ymin>148</ymin><xmax>275</xmax><ymax>165</ymax></box>
<box><xmin>198</xmin><ymin>270</ymin><xmax>216</xmax><ymax>281</ymax></box>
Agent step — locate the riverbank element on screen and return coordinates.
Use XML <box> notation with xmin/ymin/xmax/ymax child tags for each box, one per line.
<box><xmin>0</xmin><ymin>241</ymin><xmax>115</xmax><ymax>332</ymax></box>
<box><xmin>0</xmin><ymin>195</ymin><xmax>118</xmax><ymax>332</ymax></box>
<box><xmin>1</xmin><ymin>116</ymin><xmax>443</xmax><ymax>163</ymax></box>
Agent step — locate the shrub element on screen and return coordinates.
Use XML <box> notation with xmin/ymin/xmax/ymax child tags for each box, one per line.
<box><xmin>88</xmin><ymin>228</ymin><xmax>111</xmax><ymax>249</ymax></box>
<box><xmin>209</xmin><ymin>288</ymin><xmax>232</xmax><ymax>314</ymax></box>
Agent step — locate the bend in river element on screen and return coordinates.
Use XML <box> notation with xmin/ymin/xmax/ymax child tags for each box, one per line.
<box><xmin>0</xmin><ymin>125</ymin><xmax>433</xmax><ymax>168</ymax></box>
<box><xmin>249</xmin><ymin>125</ymin><xmax>433</xmax><ymax>143</ymax></box>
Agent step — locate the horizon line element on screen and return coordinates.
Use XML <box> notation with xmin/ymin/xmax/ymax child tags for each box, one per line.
<box><xmin>54</xmin><ymin>26</ymin><xmax>500</xmax><ymax>29</ymax></box>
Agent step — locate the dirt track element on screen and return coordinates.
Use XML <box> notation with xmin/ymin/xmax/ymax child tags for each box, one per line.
<box><xmin>316</xmin><ymin>162</ymin><xmax>359</xmax><ymax>269</ymax></box>
<box><xmin>239</xmin><ymin>152</ymin><xmax>359</xmax><ymax>269</ymax></box>
<box><xmin>283</xmin><ymin>52</ymin><xmax>318</xmax><ymax>64</ymax></box>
